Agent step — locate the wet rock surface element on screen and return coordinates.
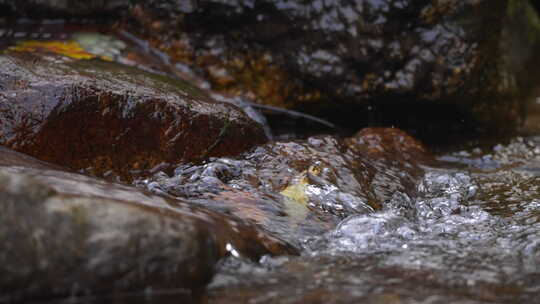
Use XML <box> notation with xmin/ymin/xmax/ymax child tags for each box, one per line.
<box><xmin>123</xmin><ymin>0</ymin><xmax>540</xmax><ymax>138</ymax></box>
<box><xmin>0</xmin><ymin>52</ymin><xmax>266</xmax><ymax>181</ymax></box>
<box><xmin>0</xmin><ymin>147</ymin><xmax>296</xmax><ymax>303</ymax></box>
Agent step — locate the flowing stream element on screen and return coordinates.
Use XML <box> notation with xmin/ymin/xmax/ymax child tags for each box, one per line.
<box><xmin>201</xmin><ymin>135</ymin><xmax>540</xmax><ymax>303</ymax></box>
<box><xmin>37</xmin><ymin>132</ymin><xmax>540</xmax><ymax>304</ymax></box>
<box><xmin>3</xmin><ymin>15</ymin><xmax>540</xmax><ymax>303</ymax></box>
<box><xmin>103</xmin><ymin>130</ymin><xmax>538</xmax><ymax>303</ymax></box>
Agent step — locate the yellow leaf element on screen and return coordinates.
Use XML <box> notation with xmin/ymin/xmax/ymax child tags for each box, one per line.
<box><xmin>8</xmin><ymin>40</ymin><xmax>109</xmax><ymax>60</ymax></box>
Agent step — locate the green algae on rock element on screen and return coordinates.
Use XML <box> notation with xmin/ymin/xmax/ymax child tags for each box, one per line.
<box><xmin>0</xmin><ymin>51</ymin><xmax>266</xmax><ymax>181</ymax></box>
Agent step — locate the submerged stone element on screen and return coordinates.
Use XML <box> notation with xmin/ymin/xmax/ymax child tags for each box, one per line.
<box><xmin>0</xmin><ymin>52</ymin><xmax>266</xmax><ymax>181</ymax></box>
<box><xmin>0</xmin><ymin>146</ymin><xmax>296</xmax><ymax>302</ymax></box>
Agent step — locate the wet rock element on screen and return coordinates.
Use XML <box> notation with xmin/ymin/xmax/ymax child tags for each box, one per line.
<box><xmin>345</xmin><ymin>127</ymin><xmax>431</xmax><ymax>162</ymax></box>
<box><xmin>123</xmin><ymin>0</ymin><xmax>540</xmax><ymax>138</ymax></box>
<box><xmin>0</xmin><ymin>52</ymin><xmax>266</xmax><ymax>181</ymax></box>
<box><xmin>0</xmin><ymin>146</ymin><xmax>296</xmax><ymax>302</ymax></box>
<box><xmin>345</xmin><ymin>127</ymin><xmax>435</xmax><ymax>206</ymax></box>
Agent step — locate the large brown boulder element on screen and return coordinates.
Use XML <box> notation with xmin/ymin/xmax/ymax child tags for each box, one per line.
<box><xmin>0</xmin><ymin>52</ymin><xmax>266</xmax><ymax>180</ymax></box>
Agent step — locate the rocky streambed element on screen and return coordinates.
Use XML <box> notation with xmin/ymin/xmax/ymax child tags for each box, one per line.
<box><xmin>1</xmin><ymin>1</ymin><xmax>540</xmax><ymax>303</ymax></box>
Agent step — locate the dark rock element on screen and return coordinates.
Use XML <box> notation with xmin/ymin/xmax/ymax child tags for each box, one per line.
<box><xmin>123</xmin><ymin>0</ymin><xmax>540</xmax><ymax>139</ymax></box>
<box><xmin>0</xmin><ymin>146</ymin><xmax>296</xmax><ymax>302</ymax></box>
<box><xmin>0</xmin><ymin>52</ymin><xmax>266</xmax><ymax>181</ymax></box>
